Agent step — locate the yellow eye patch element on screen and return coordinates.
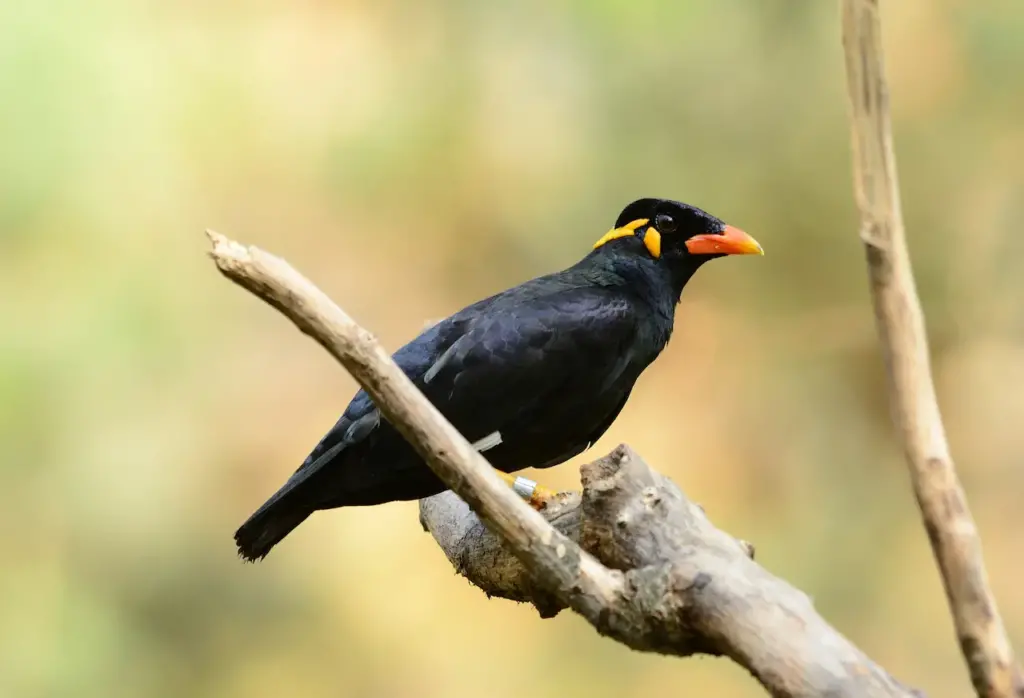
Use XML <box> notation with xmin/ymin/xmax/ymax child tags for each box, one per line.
<box><xmin>592</xmin><ymin>218</ymin><xmax>650</xmax><ymax>250</ymax></box>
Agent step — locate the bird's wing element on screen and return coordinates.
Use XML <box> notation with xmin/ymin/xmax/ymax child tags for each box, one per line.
<box><xmin>293</xmin><ymin>316</ymin><xmax>469</xmax><ymax>474</ymax></box>
<box><xmin>294</xmin><ymin>286</ymin><xmax>637</xmax><ymax>480</ymax></box>
<box><xmin>416</xmin><ymin>287</ymin><xmax>639</xmax><ymax>445</ymax></box>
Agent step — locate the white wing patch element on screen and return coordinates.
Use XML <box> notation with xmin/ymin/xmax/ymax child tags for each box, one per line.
<box><xmin>471</xmin><ymin>430</ymin><xmax>503</xmax><ymax>453</ymax></box>
<box><xmin>424</xmin><ymin>335</ymin><xmax>467</xmax><ymax>384</ymax></box>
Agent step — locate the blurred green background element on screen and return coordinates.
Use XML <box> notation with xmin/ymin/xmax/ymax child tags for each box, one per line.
<box><xmin>2</xmin><ymin>1</ymin><xmax>1022</xmax><ymax>696</ymax></box>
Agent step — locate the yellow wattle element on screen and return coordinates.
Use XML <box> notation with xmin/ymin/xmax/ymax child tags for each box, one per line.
<box><xmin>592</xmin><ymin>218</ymin><xmax>650</xmax><ymax>250</ymax></box>
<box><xmin>642</xmin><ymin>229</ymin><xmax>661</xmax><ymax>258</ymax></box>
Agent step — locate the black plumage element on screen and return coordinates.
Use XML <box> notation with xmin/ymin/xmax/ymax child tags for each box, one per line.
<box><xmin>235</xmin><ymin>198</ymin><xmax>762</xmax><ymax>561</ymax></box>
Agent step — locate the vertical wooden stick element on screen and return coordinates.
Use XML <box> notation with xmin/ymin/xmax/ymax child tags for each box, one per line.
<box><xmin>840</xmin><ymin>2</ymin><xmax>1021</xmax><ymax>696</ymax></box>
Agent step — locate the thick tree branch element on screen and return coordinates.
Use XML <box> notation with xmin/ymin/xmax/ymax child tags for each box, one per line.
<box><xmin>840</xmin><ymin>3</ymin><xmax>1022</xmax><ymax>697</ymax></box>
<box><xmin>423</xmin><ymin>447</ymin><xmax>923</xmax><ymax>697</ymax></box>
<box><xmin>209</xmin><ymin>230</ymin><xmax>922</xmax><ymax>697</ymax></box>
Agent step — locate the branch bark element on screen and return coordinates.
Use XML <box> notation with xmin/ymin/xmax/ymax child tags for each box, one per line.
<box><xmin>840</xmin><ymin>3</ymin><xmax>1022</xmax><ymax>697</ymax></box>
<box><xmin>423</xmin><ymin>446</ymin><xmax>923</xmax><ymax>697</ymax></box>
<box><xmin>209</xmin><ymin>230</ymin><xmax>923</xmax><ymax>697</ymax></box>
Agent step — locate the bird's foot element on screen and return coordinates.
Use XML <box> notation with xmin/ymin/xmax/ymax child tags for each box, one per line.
<box><xmin>498</xmin><ymin>472</ymin><xmax>557</xmax><ymax>510</ymax></box>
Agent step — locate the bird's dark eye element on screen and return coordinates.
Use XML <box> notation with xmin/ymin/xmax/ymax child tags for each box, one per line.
<box><xmin>654</xmin><ymin>213</ymin><xmax>677</xmax><ymax>233</ymax></box>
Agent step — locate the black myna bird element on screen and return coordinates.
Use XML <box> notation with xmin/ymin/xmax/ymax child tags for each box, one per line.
<box><xmin>235</xmin><ymin>198</ymin><xmax>762</xmax><ymax>561</ymax></box>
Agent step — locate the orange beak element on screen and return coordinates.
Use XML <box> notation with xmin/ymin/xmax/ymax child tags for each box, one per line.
<box><xmin>685</xmin><ymin>225</ymin><xmax>763</xmax><ymax>256</ymax></box>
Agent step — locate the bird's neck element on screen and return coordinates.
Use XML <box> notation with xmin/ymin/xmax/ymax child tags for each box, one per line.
<box><xmin>577</xmin><ymin>251</ymin><xmax>706</xmax><ymax>325</ymax></box>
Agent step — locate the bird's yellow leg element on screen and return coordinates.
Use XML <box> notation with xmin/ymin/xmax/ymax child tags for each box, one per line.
<box><xmin>497</xmin><ymin>471</ymin><xmax>556</xmax><ymax>509</ymax></box>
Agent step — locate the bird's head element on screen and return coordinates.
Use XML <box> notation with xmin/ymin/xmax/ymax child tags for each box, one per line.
<box><xmin>593</xmin><ymin>198</ymin><xmax>763</xmax><ymax>268</ymax></box>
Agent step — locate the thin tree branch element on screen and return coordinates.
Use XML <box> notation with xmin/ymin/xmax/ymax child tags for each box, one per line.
<box><xmin>209</xmin><ymin>230</ymin><xmax>923</xmax><ymax>697</ymax></box>
<box><xmin>840</xmin><ymin>3</ymin><xmax>1022</xmax><ymax>697</ymax></box>
<box><xmin>205</xmin><ymin>231</ymin><xmax>623</xmax><ymax>623</ymax></box>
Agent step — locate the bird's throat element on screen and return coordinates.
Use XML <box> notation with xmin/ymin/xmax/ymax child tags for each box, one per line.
<box><xmin>607</xmin><ymin>254</ymin><xmax>702</xmax><ymax>303</ymax></box>
<box><xmin>580</xmin><ymin>252</ymin><xmax>705</xmax><ymax>337</ymax></box>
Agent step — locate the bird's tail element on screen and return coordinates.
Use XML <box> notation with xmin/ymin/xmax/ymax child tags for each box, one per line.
<box><xmin>235</xmin><ymin>431</ymin><xmax>355</xmax><ymax>561</ymax></box>
<box><xmin>234</xmin><ymin>504</ymin><xmax>311</xmax><ymax>562</ymax></box>
<box><xmin>234</xmin><ymin>472</ymin><xmax>318</xmax><ymax>562</ymax></box>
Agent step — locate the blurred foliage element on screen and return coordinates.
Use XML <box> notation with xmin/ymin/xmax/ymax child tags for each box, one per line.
<box><xmin>1</xmin><ymin>1</ymin><xmax>1022</xmax><ymax>697</ymax></box>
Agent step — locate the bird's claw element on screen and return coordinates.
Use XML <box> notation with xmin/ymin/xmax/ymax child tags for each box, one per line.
<box><xmin>528</xmin><ymin>484</ymin><xmax>558</xmax><ymax>510</ymax></box>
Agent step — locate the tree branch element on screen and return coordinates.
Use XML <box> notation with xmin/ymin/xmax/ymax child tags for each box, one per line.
<box><xmin>206</xmin><ymin>231</ymin><xmax>622</xmax><ymax>623</ymax></box>
<box><xmin>423</xmin><ymin>446</ymin><xmax>924</xmax><ymax>697</ymax></box>
<box><xmin>209</xmin><ymin>230</ymin><xmax>923</xmax><ymax>697</ymax></box>
<box><xmin>840</xmin><ymin>3</ymin><xmax>1022</xmax><ymax>697</ymax></box>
